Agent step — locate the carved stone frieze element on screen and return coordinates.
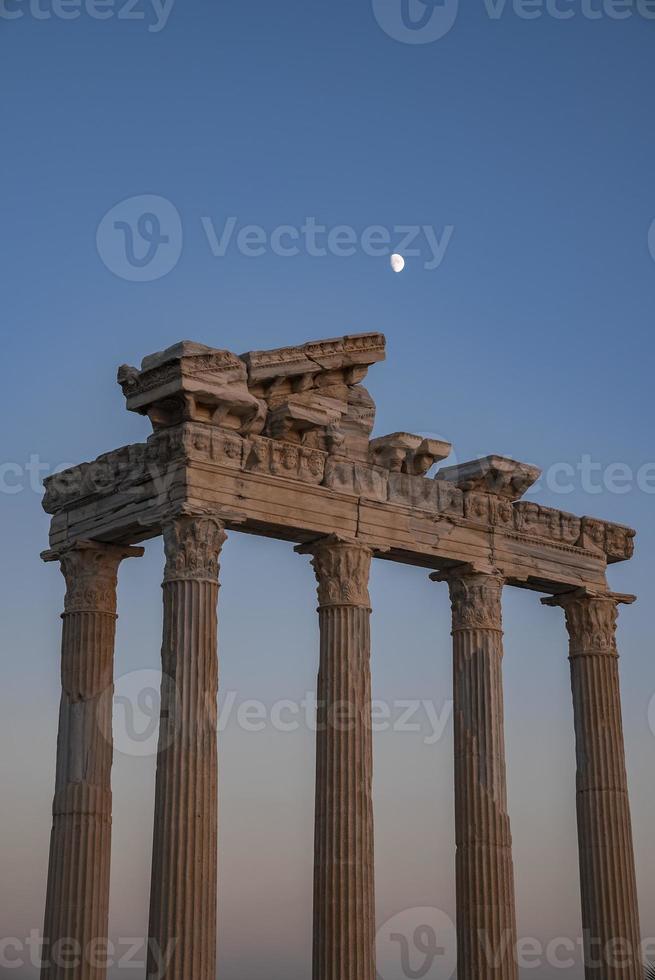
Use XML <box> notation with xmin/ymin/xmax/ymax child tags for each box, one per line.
<box><xmin>179</xmin><ymin>423</ymin><xmax>245</xmax><ymax>469</ymax></box>
<box><xmin>163</xmin><ymin>515</ymin><xmax>227</xmax><ymax>583</ymax></box>
<box><xmin>385</xmin><ymin>472</ymin><xmax>464</xmax><ymax>517</ymax></box>
<box><xmin>243</xmin><ymin>435</ymin><xmax>327</xmax><ymax>484</ymax></box>
<box><xmin>323</xmin><ymin>457</ymin><xmax>388</xmax><ymax>501</ymax></box>
<box><xmin>514</xmin><ymin>502</ymin><xmax>581</xmax><ymax>544</ymax></box>
<box><xmin>297</xmin><ymin>536</ymin><xmax>373</xmax><ymax>608</ymax></box>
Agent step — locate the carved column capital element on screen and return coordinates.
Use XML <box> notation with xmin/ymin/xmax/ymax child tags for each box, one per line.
<box><xmin>163</xmin><ymin>515</ymin><xmax>227</xmax><ymax>583</ymax></box>
<box><xmin>542</xmin><ymin>590</ymin><xmax>635</xmax><ymax>657</ymax></box>
<box><xmin>432</xmin><ymin>565</ymin><xmax>505</xmax><ymax>632</ymax></box>
<box><xmin>296</xmin><ymin>535</ymin><xmax>373</xmax><ymax>608</ymax></box>
<box><xmin>46</xmin><ymin>540</ymin><xmax>143</xmax><ymax>616</ymax></box>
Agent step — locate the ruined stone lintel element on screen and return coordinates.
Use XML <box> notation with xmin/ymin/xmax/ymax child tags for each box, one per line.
<box><xmin>297</xmin><ymin>534</ymin><xmax>377</xmax><ymax>980</ymax></box>
<box><xmin>117</xmin><ymin>332</ymin><xmax>386</xmax><ymax>461</ymax></box>
<box><xmin>41</xmin><ymin>425</ymin><xmax>636</xmax><ymax>578</ymax></box>
<box><xmin>542</xmin><ymin>589</ymin><xmax>642</xmax><ymax>979</ymax></box>
<box><xmin>41</xmin><ymin>541</ymin><xmax>142</xmax><ymax>980</ymax></box>
<box><xmin>147</xmin><ymin>513</ymin><xmax>225</xmax><ymax>980</ymax></box>
<box><xmin>433</xmin><ymin>563</ymin><xmax>519</xmax><ymax>980</ymax></box>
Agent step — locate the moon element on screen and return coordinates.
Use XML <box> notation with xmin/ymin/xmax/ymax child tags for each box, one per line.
<box><xmin>390</xmin><ymin>253</ymin><xmax>405</xmax><ymax>273</ymax></box>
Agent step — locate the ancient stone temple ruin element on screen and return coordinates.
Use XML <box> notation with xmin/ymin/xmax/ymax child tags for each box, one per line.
<box><xmin>40</xmin><ymin>333</ymin><xmax>641</xmax><ymax>980</ymax></box>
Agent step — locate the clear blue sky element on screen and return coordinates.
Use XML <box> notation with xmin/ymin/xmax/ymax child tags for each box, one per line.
<box><xmin>1</xmin><ymin>3</ymin><xmax>654</xmax><ymax>978</ymax></box>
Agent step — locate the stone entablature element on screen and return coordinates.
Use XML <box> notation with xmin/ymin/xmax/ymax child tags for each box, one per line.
<box><xmin>41</xmin><ymin>332</ymin><xmax>634</xmax><ymax>593</ymax></box>
<box><xmin>43</xmin><ymin>429</ymin><xmax>635</xmax><ymax>572</ymax></box>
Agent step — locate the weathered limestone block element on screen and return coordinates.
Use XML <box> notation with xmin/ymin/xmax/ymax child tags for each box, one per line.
<box><xmin>43</xmin><ymin>444</ymin><xmax>150</xmax><ymax>513</ymax></box>
<box><xmin>323</xmin><ymin>457</ymin><xmax>388</xmax><ymax>501</ymax></box>
<box><xmin>388</xmin><ymin>471</ymin><xmax>441</xmax><ymax>510</ymax></box>
<box><xmin>579</xmin><ymin>516</ymin><xmax>635</xmax><ymax>562</ymax></box>
<box><xmin>514</xmin><ymin>502</ymin><xmax>582</xmax><ymax>544</ymax></box>
<box><xmin>437</xmin><ymin>454</ymin><xmax>541</xmax><ymax>500</ymax></box>
<box><xmin>242</xmin><ymin>333</ymin><xmax>385</xmax><ymax>460</ymax></box>
<box><xmin>604</xmin><ymin>521</ymin><xmax>636</xmax><ymax>563</ymax></box>
<box><xmin>542</xmin><ymin>592</ymin><xmax>641</xmax><ymax>979</ymax></box>
<box><xmin>178</xmin><ymin>421</ymin><xmax>245</xmax><ymax>468</ymax></box>
<box><xmin>369</xmin><ymin>432</ymin><xmax>451</xmax><ymax>475</ymax></box>
<box><xmin>118</xmin><ymin>341</ymin><xmax>266</xmax><ymax>433</ymax></box>
<box><xmin>243</xmin><ymin>435</ymin><xmax>327</xmax><ymax>484</ymax></box>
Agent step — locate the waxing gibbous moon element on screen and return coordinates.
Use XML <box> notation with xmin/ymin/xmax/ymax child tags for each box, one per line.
<box><xmin>390</xmin><ymin>253</ymin><xmax>405</xmax><ymax>273</ymax></box>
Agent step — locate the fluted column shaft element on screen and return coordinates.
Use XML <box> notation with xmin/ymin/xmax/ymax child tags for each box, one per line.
<box><xmin>435</xmin><ymin>567</ymin><xmax>518</xmax><ymax>980</ymax></box>
<box><xmin>298</xmin><ymin>536</ymin><xmax>376</xmax><ymax>980</ymax></box>
<box><xmin>147</xmin><ymin>516</ymin><xmax>226</xmax><ymax>980</ymax></box>
<box><xmin>42</xmin><ymin>541</ymin><xmax>141</xmax><ymax>980</ymax></box>
<box><xmin>545</xmin><ymin>592</ymin><xmax>641</xmax><ymax>979</ymax></box>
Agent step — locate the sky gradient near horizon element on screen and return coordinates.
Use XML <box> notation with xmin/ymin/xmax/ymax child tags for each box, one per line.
<box><xmin>1</xmin><ymin>2</ymin><xmax>654</xmax><ymax>978</ymax></box>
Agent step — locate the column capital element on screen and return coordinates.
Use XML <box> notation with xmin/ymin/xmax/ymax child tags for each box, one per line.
<box><xmin>430</xmin><ymin>563</ymin><xmax>504</xmax><ymax>632</ymax></box>
<box><xmin>295</xmin><ymin>535</ymin><xmax>375</xmax><ymax>608</ymax></box>
<box><xmin>163</xmin><ymin>514</ymin><xmax>227</xmax><ymax>583</ymax></box>
<box><xmin>43</xmin><ymin>540</ymin><xmax>143</xmax><ymax>615</ymax></box>
<box><xmin>542</xmin><ymin>589</ymin><xmax>635</xmax><ymax>657</ymax></box>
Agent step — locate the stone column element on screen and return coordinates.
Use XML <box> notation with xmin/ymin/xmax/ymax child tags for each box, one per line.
<box><xmin>146</xmin><ymin>514</ymin><xmax>226</xmax><ymax>980</ymax></box>
<box><xmin>543</xmin><ymin>591</ymin><xmax>641</xmax><ymax>979</ymax></box>
<box><xmin>431</xmin><ymin>566</ymin><xmax>518</xmax><ymax>980</ymax></box>
<box><xmin>41</xmin><ymin>540</ymin><xmax>142</xmax><ymax>980</ymax></box>
<box><xmin>296</xmin><ymin>536</ymin><xmax>376</xmax><ymax>980</ymax></box>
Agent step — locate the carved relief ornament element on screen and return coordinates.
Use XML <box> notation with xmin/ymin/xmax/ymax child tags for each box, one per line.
<box><xmin>163</xmin><ymin>515</ymin><xmax>227</xmax><ymax>583</ymax></box>
<box><xmin>297</xmin><ymin>536</ymin><xmax>373</xmax><ymax>608</ymax></box>
<box><xmin>432</xmin><ymin>567</ymin><xmax>505</xmax><ymax>632</ymax></box>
